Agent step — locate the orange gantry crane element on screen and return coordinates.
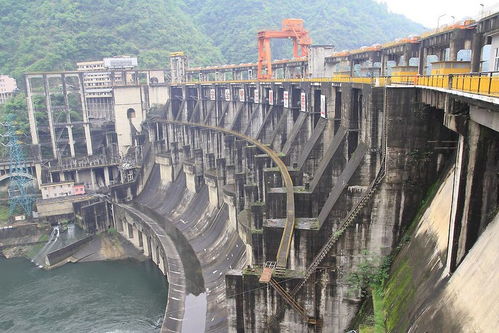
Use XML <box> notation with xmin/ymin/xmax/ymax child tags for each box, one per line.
<box><xmin>257</xmin><ymin>18</ymin><xmax>312</xmax><ymax>80</ymax></box>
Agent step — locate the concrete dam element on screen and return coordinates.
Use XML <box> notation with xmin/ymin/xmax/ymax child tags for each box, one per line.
<box><xmin>14</xmin><ymin>15</ymin><xmax>499</xmax><ymax>333</ymax></box>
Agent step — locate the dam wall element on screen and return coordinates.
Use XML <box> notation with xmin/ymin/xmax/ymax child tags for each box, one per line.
<box><xmin>143</xmin><ymin>78</ymin><xmax>495</xmax><ymax>332</ymax></box>
<box><xmin>382</xmin><ymin>167</ymin><xmax>499</xmax><ymax>332</ymax></box>
<box><xmin>73</xmin><ymin>75</ymin><xmax>497</xmax><ymax>332</ymax></box>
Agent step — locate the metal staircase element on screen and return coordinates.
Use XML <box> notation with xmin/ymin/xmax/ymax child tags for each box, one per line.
<box><xmin>267</xmin><ymin>157</ymin><xmax>386</xmax><ymax>327</ymax></box>
<box><xmin>269</xmin><ymin>278</ymin><xmax>318</xmax><ymax>325</ymax></box>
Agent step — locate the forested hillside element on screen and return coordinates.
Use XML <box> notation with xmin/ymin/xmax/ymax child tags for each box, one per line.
<box><xmin>182</xmin><ymin>0</ymin><xmax>425</xmax><ymax>63</ymax></box>
<box><xmin>0</xmin><ymin>0</ymin><xmax>224</xmax><ymax>80</ymax></box>
<box><xmin>0</xmin><ymin>0</ymin><xmax>424</xmax><ymax>80</ymax></box>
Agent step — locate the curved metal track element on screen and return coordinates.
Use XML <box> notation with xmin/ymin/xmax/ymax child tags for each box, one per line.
<box><xmin>156</xmin><ymin>119</ymin><xmax>295</xmax><ymax>269</ymax></box>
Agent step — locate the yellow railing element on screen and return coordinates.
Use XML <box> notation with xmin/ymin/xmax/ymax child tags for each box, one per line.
<box><xmin>450</xmin><ymin>74</ymin><xmax>499</xmax><ymax>96</ymax></box>
<box><xmin>178</xmin><ymin>73</ymin><xmax>499</xmax><ymax>98</ymax></box>
<box><xmin>389</xmin><ymin>73</ymin><xmax>499</xmax><ymax>96</ymax></box>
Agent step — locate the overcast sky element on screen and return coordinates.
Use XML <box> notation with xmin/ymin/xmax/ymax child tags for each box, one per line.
<box><xmin>376</xmin><ymin>0</ymin><xmax>499</xmax><ymax>28</ymax></box>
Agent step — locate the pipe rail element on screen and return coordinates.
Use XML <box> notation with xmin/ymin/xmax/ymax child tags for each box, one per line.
<box><xmin>151</xmin><ymin>119</ymin><xmax>296</xmax><ymax>272</ymax></box>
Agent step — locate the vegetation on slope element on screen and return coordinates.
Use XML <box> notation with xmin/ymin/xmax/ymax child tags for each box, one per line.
<box><xmin>0</xmin><ymin>0</ymin><xmax>224</xmax><ymax>80</ymax></box>
<box><xmin>0</xmin><ymin>0</ymin><xmax>423</xmax><ymax>81</ymax></box>
<box><xmin>348</xmin><ymin>175</ymin><xmax>446</xmax><ymax>332</ymax></box>
<box><xmin>182</xmin><ymin>0</ymin><xmax>425</xmax><ymax>63</ymax></box>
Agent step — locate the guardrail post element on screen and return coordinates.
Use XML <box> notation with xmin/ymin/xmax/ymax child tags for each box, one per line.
<box><xmin>478</xmin><ymin>73</ymin><xmax>482</xmax><ymax>94</ymax></box>
<box><xmin>488</xmin><ymin>72</ymin><xmax>492</xmax><ymax>95</ymax></box>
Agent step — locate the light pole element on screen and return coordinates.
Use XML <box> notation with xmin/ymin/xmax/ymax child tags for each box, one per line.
<box><xmin>437</xmin><ymin>13</ymin><xmax>446</xmax><ymax>29</ymax></box>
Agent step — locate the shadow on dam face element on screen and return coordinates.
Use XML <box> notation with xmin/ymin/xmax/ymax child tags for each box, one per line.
<box><xmin>131</xmin><ymin>201</ymin><xmax>205</xmax><ymax>296</ymax></box>
<box><xmin>125</xmin><ymin>163</ymin><xmax>246</xmax><ymax>332</ymax></box>
<box><xmin>131</xmin><ymin>167</ymin><xmax>209</xmax><ymax>331</ymax></box>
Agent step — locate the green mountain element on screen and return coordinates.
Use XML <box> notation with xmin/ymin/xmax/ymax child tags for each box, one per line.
<box><xmin>0</xmin><ymin>0</ymin><xmax>424</xmax><ymax>81</ymax></box>
<box><xmin>182</xmin><ymin>0</ymin><xmax>425</xmax><ymax>64</ymax></box>
<box><xmin>0</xmin><ymin>0</ymin><xmax>224</xmax><ymax>80</ymax></box>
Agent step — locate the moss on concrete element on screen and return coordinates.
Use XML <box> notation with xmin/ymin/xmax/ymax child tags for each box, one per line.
<box><xmin>373</xmin><ymin>288</ymin><xmax>386</xmax><ymax>332</ymax></box>
<box><xmin>350</xmin><ymin>169</ymin><xmax>449</xmax><ymax>332</ymax></box>
<box><xmin>383</xmin><ymin>259</ymin><xmax>414</xmax><ymax>332</ymax></box>
<box><xmin>380</xmin><ymin>175</ymin><xmax>445</xmax><ymax>332</ymax></box>
<box><xmin>349</xmin><ymin>290</ymin><xmax>374</xmax><ymax>330</ymax></box>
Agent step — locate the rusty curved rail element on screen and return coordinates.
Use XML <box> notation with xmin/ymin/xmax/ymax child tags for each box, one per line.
<box><xmin>156</xmin><ymin>119</ymin><xmax>295</xmax><ymax>270</ymax></box>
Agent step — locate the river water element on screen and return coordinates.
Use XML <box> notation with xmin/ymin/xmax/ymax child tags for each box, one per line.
<box><xmin>0</xmin><ymin>257</ymin><xmax>168</xmax><ymax>332</ymax></box>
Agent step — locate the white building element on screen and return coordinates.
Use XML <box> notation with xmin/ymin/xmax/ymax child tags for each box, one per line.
<box><xmin>76</xmin><ymin>56</ymin><xmax>138</xmax><ymax>121</ymax></box>
<box><xmin>0</xmin><ymin>75</ymin><xmax>17</xmax><ymax>104</ymax></box>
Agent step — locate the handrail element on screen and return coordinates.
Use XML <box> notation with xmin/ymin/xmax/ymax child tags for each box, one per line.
<box><xmin>174</xmin><ymin>73</ymin><xmax>499</xmax><ymax>98</ymax></box>
<box><xmin>152</xmin><ymin>119</ymin><xmax>296</xmax><ymax>271</ymax></box>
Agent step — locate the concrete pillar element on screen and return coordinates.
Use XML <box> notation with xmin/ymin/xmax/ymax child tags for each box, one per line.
<box><xmin>66</xmin><ymin>125</ymin><xmax>76</xmax><ymax>157</ymax></box>
<box><xmin>142</xmin><ymin>233</ymin><xmax>150</xmax><ymax>257</ymax></box>
<box><xmin>43</xmin><ymin>75</ymin><xmax>57</xmax><ymax>158</ymax></box>
<box><xmin>60</xmin><ymin>171</ymin><xmax>65</xmax><ymax>181</ymax></box>
<box><xmin>445</xmin><ymin>134</ymin><xmax>466</xmax><ymax>275</ymax></box>
<box><xmin>137</xmin><ymin>229</ymin><xmax>144</xmax><ymax>248</ymax></box>
<box><xmin>34</xmin><ymin>163</ymin><xmax>42</xmax><ymax>187</ymax></box>
<box><xmin>104</xmin><ymin>166</ymin><xmax>110</xmax><ymax>186</ymax></box>
<box><xmin>127</xmin><ymin>222</ymin><xmax>134</xmax><ymax>239</ymax></box>
<box><xmin>116</xmin><ymin>218</ymin><xmax>124</xmax><ymax>232</ymax></box>
<box><xmin>132</xmin><ymin>225</ymin><xmax>142</xmax><ymax>248</ymax></box>
<box><xmin>75</xmin><ymin>170</ymin><xmax>80</xmax><ymax>183</ymax></box>
<box><xmin>158</xmin><ymin>254</ymin><xmax>167</xmax><ymax>275</ymax></box>
<box><xmin>78</xmin><ymin>73</ymin><xmax>93</xmax><ymax>155</ymax></box>
<box><xmin>25</xmin><ymin>76</ymin><xmax>39</xmax><ymax>146</ymax></box>
<box><xmin>90</xmin><ymin>169</ymin><xmax>96</xmax><ymax>190</ymax></box>
<box><xmin>224</xmin><ymin>190</ymin><xmax>238</xmax><ymax>232</ymax></box>
<box><xmin>449</xmin><ymin>39</ymin><xmax>465</xmax><ymax>62</ymax></box>
<box><xmin>155</xmin><ymin>153</ymin><xmax>174</xmax><ymax>185</ymax></box>
<box><xmin>152</xmin><ymin>241</ymin><xmax>159</xmax><ymax>265</ymax></box>
<box><xmin>471</xmin><ymin>33</ymin><xmax>484</xmax><ymax>72</ymax></box>
<box><xmin>183</xmin><ymin>162</ymin><xmax>198</xmax><ymax>193</ymax></box>
<box><xmin>418</xmin><ymin>44</ymin><xmax>426</xmax><ymax>75</ymax></box>
<box><xmin>205</xmin><ymin>173</ymin><xmax>220</xmax><ymax>208</ymax></box>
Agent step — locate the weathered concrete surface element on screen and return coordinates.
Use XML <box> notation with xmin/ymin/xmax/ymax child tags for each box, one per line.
<box><xmin>134</xmin><ymin>166</ymin><xmax>247</xmax><ymax>332</ymax></box>
<box><xmin>69</xmin><ymin>232</ymin><xmax>146</xmax><ymax>263</ymax></box>
<box><xmin>383</xmin><ymin>168</ymin><xmax>499</xmax><ymax>332</ymax></box>
<box><xmin>114</xmin><ymin>201</ymin><xmax>189</xmax><ymax>333</ymax></box>
<box><xmin>45</xmin><ymin>235</ymin><xmax>93</xmax><ymax>266</ymax></box>
<box><xmin>146</xmin><ymin>80</ymin><xmax>497</xmax><ymax>332</ymax></box>
<box><xmin>0</xmin><ymin>223</ymin><xmax>51</xmax><ymax>250</ymax></box>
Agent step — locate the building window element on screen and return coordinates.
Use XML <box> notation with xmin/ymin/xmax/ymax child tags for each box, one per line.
<box><xmin>495</xmin><ymin>48</ymin><xmax>499</xmax><ymax>71</ymax></box>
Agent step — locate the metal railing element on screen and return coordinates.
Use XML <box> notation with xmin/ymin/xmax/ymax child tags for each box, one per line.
<box><xmin>175</xmin><ymin>73</ymin><xmax>499</xmax><ymax>98</ymax></box>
